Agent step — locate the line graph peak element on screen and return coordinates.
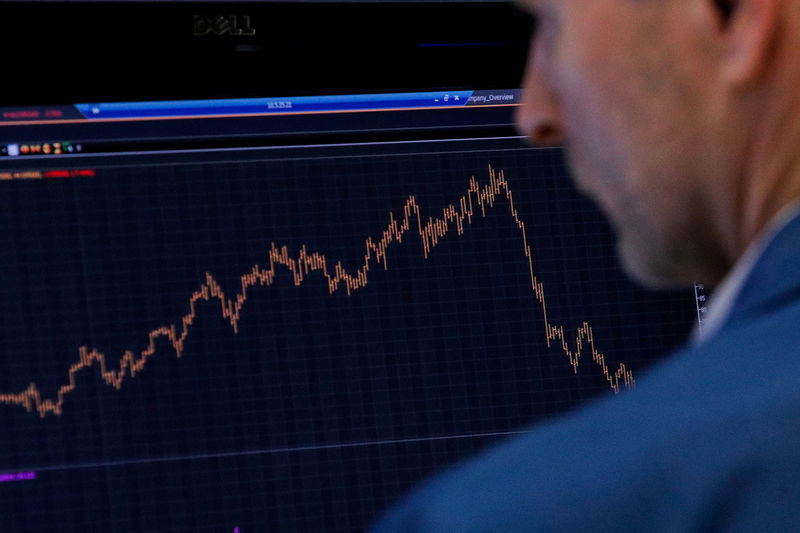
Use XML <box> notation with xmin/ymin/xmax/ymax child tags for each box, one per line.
<box><xmin>0</xmin><ymin>165</ymin><xmax>634</xmax><ymax>418</ymax></box>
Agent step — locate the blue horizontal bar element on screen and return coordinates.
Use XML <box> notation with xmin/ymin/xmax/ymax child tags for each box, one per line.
<box><xmin>76</xmin><ymin>91</ymin><xmax>476</xmax><ymax>120</ymax></box>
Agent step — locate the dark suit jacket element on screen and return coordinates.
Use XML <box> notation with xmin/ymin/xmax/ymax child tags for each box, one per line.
<box><xmin>371</xmin><ymin>213</ymin><xmax>800</xmax><ymax>532</ymax></box>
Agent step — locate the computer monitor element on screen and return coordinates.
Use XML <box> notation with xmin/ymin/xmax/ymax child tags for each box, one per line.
<box><xmin>0</xmin><ymin>2</ymin><xmax>700</xmax><ymax>531</ymax></box>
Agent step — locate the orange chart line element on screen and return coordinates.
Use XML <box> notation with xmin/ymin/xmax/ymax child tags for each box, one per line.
<box><xmin>0</xmin><ymin>165</ymin><xmax>635</xmax><ymax>418</ymax></box>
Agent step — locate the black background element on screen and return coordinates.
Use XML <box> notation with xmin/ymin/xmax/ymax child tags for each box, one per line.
<box><xmin>1</xmin><ymin>1</ymin><xmax>533</xmax><ymax>105</ymax></box>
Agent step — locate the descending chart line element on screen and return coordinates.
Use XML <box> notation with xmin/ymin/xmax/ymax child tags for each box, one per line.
<box><xmin>0</xmin><ymin>164</ymin><xmax>635</xmax><ymax>418</ymax></box>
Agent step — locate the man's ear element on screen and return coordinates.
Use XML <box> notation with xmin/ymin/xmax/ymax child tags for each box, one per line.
<box><xmin>715</xmin><ymin>0</ymin><xmax>779</xmax><ymax>86</ymax></box>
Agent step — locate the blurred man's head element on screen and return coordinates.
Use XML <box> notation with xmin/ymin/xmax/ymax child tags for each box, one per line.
<box><xmin>516</xmin><ymin>0</ymin><xmax>800</xmax><ymax>288</ymax></box>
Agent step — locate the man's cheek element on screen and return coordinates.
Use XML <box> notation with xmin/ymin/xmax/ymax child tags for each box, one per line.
<box><xmin>565</xmin><ymin>147</ymin><xmax>602</xmax><ymax>199</ymax></box>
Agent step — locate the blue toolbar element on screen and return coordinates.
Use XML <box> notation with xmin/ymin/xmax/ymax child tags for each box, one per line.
<box><xmin>75</xmin><ymin>91</ymin><xmax>478</xmax><ymax>120</ymax></box>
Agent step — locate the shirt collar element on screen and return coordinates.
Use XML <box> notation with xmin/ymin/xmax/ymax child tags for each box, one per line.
<box><xmin>692</xmin><ymin>201</ymin><xmax>800</xmax><ymax>345</ymax></box>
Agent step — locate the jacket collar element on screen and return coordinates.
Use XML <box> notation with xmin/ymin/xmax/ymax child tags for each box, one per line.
<box><xmin>722</xmin><ymin>208</ymin><xmax>800</xmax><ymax>334</ymax></box>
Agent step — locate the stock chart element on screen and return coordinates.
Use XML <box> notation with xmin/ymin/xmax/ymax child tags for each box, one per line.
<box><xmin>0</xmin><ymin>142</ymin><xmax>696</xmax><ymax>531</ymax></box>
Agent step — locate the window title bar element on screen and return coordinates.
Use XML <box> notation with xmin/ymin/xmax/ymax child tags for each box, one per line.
<box><xmin>73</xmin><ymin>90</ymin><xmax>520</xmax><ymax>120</ymax></box>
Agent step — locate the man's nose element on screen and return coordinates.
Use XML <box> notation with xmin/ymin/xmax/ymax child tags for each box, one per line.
<box><xmin>515</xmin><ymin>63</ymin><xmax>564</xmax><ymax>146</ymax></box>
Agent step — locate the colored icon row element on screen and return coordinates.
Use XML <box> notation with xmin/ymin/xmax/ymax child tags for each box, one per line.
<box><xmin>2</xmin><ymin>142</ymin><xmax>82</xmax><ymax>156</ymax></box>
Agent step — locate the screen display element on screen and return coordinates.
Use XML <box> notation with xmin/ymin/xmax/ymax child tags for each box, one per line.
<box><xmin>0</xmin><ymin>91</ymin><xmax>699</xmax><ymax>532</ymax></box>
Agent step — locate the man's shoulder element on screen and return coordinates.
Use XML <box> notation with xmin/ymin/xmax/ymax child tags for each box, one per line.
<box><xmin>624</xmin><ymin>298</ymin><xmax>800</xmax><ymax>453</ymax></box>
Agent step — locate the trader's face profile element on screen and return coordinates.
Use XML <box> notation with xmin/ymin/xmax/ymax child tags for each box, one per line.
<box><xmin>516</xmin><ymin>0</ymin><xmax>736</xmax><ymax>288</ymax></box>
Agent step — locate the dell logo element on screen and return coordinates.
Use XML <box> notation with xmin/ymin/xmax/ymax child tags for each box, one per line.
<box><xmin>193</xmin><ymin>15</ymin><xmax>256</xmax><ymax>36</ymax></box>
